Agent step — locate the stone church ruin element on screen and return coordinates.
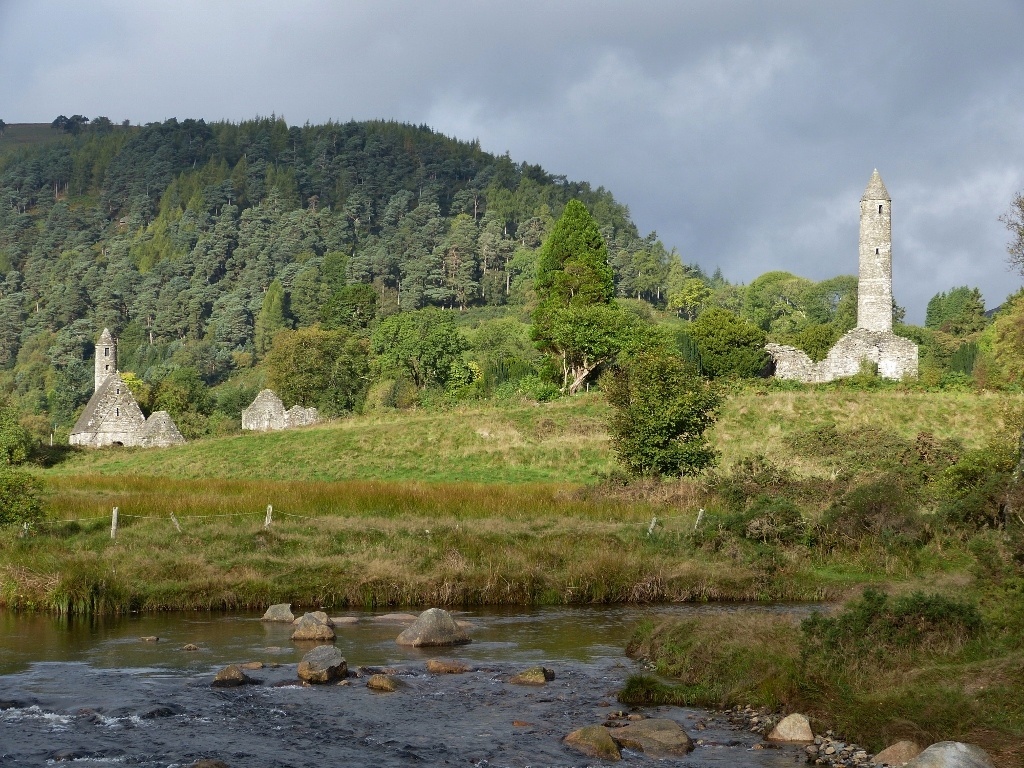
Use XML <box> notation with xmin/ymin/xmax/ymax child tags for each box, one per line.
<box><xmin>766</xmin><ymin>170</ymin><xmax>918</xmax><ymax>382</ymax></box>
<box><xmin>69</xmin><ymin>329</ymin><xmax>186</xmax><ymax>448</ymax></box>
<box><xmin>241</xmin><ymin>389</ymin><xmax>320</xmax><ymax>432</ymax></box>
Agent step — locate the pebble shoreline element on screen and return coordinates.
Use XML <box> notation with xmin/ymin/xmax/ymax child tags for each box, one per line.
<box><xmin>723</xmin><ymin>706</ymin><xmax>881</xmax><ymax>767</ymax></box>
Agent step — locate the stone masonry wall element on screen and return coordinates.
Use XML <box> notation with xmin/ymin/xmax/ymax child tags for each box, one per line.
<box><xmin>242</xmin><ymin>389</ymin><xmax>320</xmax><ymax>432</ymax></box>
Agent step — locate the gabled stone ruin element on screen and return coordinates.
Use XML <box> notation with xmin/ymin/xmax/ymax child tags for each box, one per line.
<box><xmin>241</xmin><ymin>389</ymin><xmax>320</xmax><ymax>432</ymax></box>
<box><xmin>766</xmin><ymin>170</ymin><xmax>918</xmax><ymax>382</ymax></box>
<box><xmin>69</xmin><ymin>330</ymin><xmax>186</xmax><ymax>448</ymax></box>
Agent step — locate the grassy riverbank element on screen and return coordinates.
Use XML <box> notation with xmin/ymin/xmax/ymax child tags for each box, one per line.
<box><xmin>621</xmin><ymin>583</ymin><xmax>1024</xmax><ymax>768</ymax></box>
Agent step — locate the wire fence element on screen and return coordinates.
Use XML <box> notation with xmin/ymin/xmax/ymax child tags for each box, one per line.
<box><xmin>24</xmin><ymin>505</ymin><xmax>706</xmax><ymax>539</ymax></box>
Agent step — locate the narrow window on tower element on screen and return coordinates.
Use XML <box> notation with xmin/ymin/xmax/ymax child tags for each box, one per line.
<box><xmin>878</xmin><ymin>204</ymin><xmax>883</xmax><ymax>214</ymax></box>
<box><xmin>116</xmin><ymin>408</ymin><xmax>120</xmax><ymax>417</ymax></box>
<box><xmin>876</xmin><ymin>248</ymin><xmax>879</xmax><ymax>255</ymax></box>
<box><xmin>104</xmin><ymin>347</ymin><xmax>109</xmax><ymax>357</ymax></box>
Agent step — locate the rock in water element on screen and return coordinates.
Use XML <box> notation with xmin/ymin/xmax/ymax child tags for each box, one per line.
<box><xmin>611</xmin><ymin>718</ymin><xmax>694</xmax><ymax>757</ymax></box>
<box><xmin>509</xmin><ymin>666</ymin><xmax>555</xmax><ymax>685</ymax></box>
<box><xmin>211</xmin><ymin>665</ymin><xmax>256</xmax><ymax>687</ymax></box>
<box><xmin>766</xmin><ymin>713</ymin><xmax>814</xmax><ymax>743</ymax></box>
<box><xmin>903</xmin><ymin>742</ymin><xmax>996</xmax><ymax>768</ymax></box>
<box><xmin>395</xmin><ymin>608</ymin><xmax>470</xmax><ymax>647</ymax></box>
<box><xmin>189</xmin><ymin>760</ymin><xmax>230</xmax><ymax>768</ymax></box>
<box><xmin>564</xmin><ymin>725</ymin><xmax>621</xmax><ymax>761</ymax></box>
<box><xmin>367</xmin><ymin>674</ymin><xmax>399</xmax><ymax>692</ymax></box>
<box><xmin>873</xmin><ymin>740</ymin><xmax>923</xmax><ymax>765</ymax></box>
<box><xmin>297</xmin><ymin>645</ymin><xmax>348</xmax><ymax>684</ymax></box>
<box><xmin>291</xmin><ymin>613</ymin><xmax>336</xmax><ymax>641</ymax></box>
<box><xmin>261</xmin><ymin>603</ymin><xmax>294</xmax><ymax>622</ymax></box>
<box><xmin>426</xmin><ymin>659</ymin><xmax>472</xmax><ymax>674</ymax></box>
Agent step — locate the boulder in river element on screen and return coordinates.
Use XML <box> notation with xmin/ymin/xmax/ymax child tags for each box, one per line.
<box><xmin>211</xmin><ymin>665</ymin><xmax>257</xmax><ymax>687</ymax></box>
<box><xmin>611</xmin><ymin>718</ymin><xmax>694</xmax><ymax>757</ymax></box>
<box><xmin>766</xmin><ymin>713</ymin><xmax>814</xmax><ymax>743</ymax></box>
<box><xmin>509</xmin><ymin>666</ymin><xmax>555</xmax><ymax>685</ymax></box>
<box><xmin>292</xmin><ymin>610</ymin><xmax>331</xmax><ymax>626</ymax></box>
<box><xmin>903</xmin><ymin>742</ymin><xmax>996</xmax><ymax>768</ymax></box>
<box><xmin>564</xmin><ymin>725</ymin><xmax>621</xmax><ymax>761</ymax></box>
<box><xmin>260</xmin><ymin>603</ymin><xmax>294</xmax><ymax>622</ymax></box>
<box><xmin>426</xmin><ymin>659</ymin><xmax>472</xmax><ymax>674</ymax></box>
<box><xmin>367</xmin><ymin>673</ymin><xmax>399</xmax><ymax>692</ymax></box>
<box><xmin>291</xmin><ymin>613</ymin><xmax>336</xmax><ymax>641</ymax></box>
<box><xmin>297</xmin><ymin>645</ymin><xmax>348</xmax><ymax>684</ymax></box>
<box><xmin>873</xmin><ymin>740</ymin><xmax>923</xmax><ymax>765</ymax></box>
<box><xmin>395</xmin><ymin>608</ymin><xmax>470</xmax><ymax>647</ymax></box>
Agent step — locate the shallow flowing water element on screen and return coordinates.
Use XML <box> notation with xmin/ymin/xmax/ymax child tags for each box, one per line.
<box><xmin>0</xmin><ymin>604</ymin><xmax>817</xmax><ymax>767</ymax></box>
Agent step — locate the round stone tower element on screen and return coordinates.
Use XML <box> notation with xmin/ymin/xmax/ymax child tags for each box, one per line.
<box><xmin>857</xmin><ymin>169</ymin><xmax>893</xmax><ymax>332</ymax></box>
<box><xmin>95</xmin><ymin>328</ymin><xmax>117</xmax><ymax>391</ymax></box>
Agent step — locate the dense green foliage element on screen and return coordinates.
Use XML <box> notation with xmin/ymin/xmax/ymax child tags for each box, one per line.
<box><xmin>687</xmin><ymin>307</ymin><xmax>768</xmax><ymax>378</ymax></box>
<box><xmin>370</xmin><ymin>308</ymin><xmax>469</xmax><ymax>388</ymax></box>
<box><xmin>604</xmin><ymin>350</ymin><xmax>720</xmax><ymax>476</ymax></box>
<box><xmin>265</xmin><ymin>325</ymin><xmax>370</xmax><ymax>414</ymax></box>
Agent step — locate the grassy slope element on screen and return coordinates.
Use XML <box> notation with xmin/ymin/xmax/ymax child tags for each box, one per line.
<box><xmin>0</xmin><ymin>123</ymin><xmax>64</xmax><ymax>157</ymax></box>
<box><xmin>47</xmin><ymin>388</ymin><xmax>1012</xmax><ymax>484</ymax></box>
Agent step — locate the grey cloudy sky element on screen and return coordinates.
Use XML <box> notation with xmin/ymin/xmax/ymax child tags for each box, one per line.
<box><xmin>2</xmin><ymin>0</ymin><xmax>1023</xmax><ymax>322</ymax></box>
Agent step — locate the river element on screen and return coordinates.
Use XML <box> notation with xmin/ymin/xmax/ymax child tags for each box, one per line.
<box><xmin>0</xmin><ymin>604</ymin><xmax>815</xmax><ymax>767</ymax></box>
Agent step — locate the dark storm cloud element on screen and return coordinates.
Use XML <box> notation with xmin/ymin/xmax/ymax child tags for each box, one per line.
<box><xmin>2</xmin><ymin>0</ymin><xmax>1023</xmax><ymax>321</ymax></box>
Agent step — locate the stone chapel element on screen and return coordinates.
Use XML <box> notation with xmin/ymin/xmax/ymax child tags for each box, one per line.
<box><xmin>765</xmin><ymin>170</ymin><xmax>919</xmax><ymax>382</ymax></box>
<box><xmin>69</xmin><ymin>329</ymin><xmax>186</xmax><ymax>448</ymax></box>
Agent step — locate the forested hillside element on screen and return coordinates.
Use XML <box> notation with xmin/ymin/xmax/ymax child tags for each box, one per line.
<box><xmin>0</xmin><ymin>116</ymin><xmax>1014</xmax><ymax>445</ymax></box>
<box><xmin>0</xmin><ymin>117</ymin><xmax>697</xmax><ymax>435</ymax></box>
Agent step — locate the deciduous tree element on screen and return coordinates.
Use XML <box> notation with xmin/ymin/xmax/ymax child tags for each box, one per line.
<box><xmin>370</xmin><ymin>308</ymin><xmax>468</xmax><ymax>388</ymax></box>
<box><xmin>265</xmin><ymin>325</ymin><xmax>370</xmax><ymax>414</ymax></box>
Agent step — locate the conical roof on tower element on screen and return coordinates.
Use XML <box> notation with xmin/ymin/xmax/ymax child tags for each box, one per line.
<box><xmin>98</xmin><ymin>328</ymin><xmax>115</xmax><ymax>345</ymax></box>
<box><xmin>861</xmin><ymin>169</ymin><xmax>890</xmax><ymax>201</ymax></box>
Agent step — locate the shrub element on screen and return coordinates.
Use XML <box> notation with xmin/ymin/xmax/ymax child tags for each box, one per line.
<box><xmin>0</xmin><ymin>466</ymin><xmax>43</xmax><ymax>526</ymax></box>
<box><xmin>801</xmin><ymin>588</ymin><xmax>983</xmax><ymax>676</ymax></box>
<box><xmin>0</xmin><ymin>398</ymin><xmax>33</xmax><ymax>465</ymax></box>
<box><xmin>821</xmin><ymin>477</ymin><xmax>926</xmax><ymax>548</ymax></box>
<box><xmin>604</xmin><ymin>349</ymin><xmax>721</xmax><ymax>477</ymax></box>
<box><xmin>935</xmin><ymin>446</ymin><xmax>1014</xmax><ymax>530</ymax></box>
<box><xmin>709</xmin><ymin>455</ymin><xmax>796</xmax><ymax>511</ymax></box>
<box><xmin>739</xmin><ymin>495</ymin><xmax>806</xmax><ymax>545</ymax></box>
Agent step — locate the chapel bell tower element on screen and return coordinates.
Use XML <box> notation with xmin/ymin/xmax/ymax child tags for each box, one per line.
<box><xmin>95</xmin><ymin>328</ymin><xmax>117</xmax><ymax>391</ymax></box>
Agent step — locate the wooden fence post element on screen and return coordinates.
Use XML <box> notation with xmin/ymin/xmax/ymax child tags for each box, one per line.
<box><xmin>264</xmin><ymin>504</ymin><xmax>273</xmax><ymax>528</ymax></box>
<box><xmin>170</xmin><ymin>513</ymin><xmax>182</xmax><ymax>533</ymax></box>
<box><xmin>111</xmin><ymin>507</ymin><xmax>119</xmax><ymax>539</ymax></box>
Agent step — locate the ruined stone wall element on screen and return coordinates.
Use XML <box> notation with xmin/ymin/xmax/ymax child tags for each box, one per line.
<box><xmin>140</xmin><ymin>411</ymin><xmax>187</xmax><ymax>447</ymax></box>
<box><xmin>242</xmin><ymin>389</ymin><xmax>320</xmax><ymax>431</ymax></box>
<box><xmin>768</xmin><ymin>329</ymin><xmax>918</xmax><ymax>383</ymax></box>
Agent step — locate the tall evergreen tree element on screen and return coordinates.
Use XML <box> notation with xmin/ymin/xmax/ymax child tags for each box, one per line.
<box><xmin>254</xmin><ymin>278</ymin><xmax>289</xmax><ymax>356</ymax></box>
